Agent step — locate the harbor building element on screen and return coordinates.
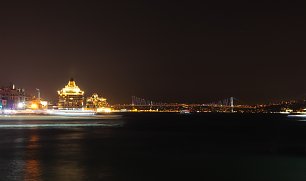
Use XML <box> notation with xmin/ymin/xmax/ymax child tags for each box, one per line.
<box><xmin>57</xmin><ymin>78</ymin><xmax>84</xmax><ymax>109</ymax></box>
<box><xmin>0</xmin><ymin>84</ymin><xmax>26</xmax><ymax>109</ymax></box>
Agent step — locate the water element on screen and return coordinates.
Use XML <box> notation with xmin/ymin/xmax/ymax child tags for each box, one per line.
<box><xmin>0</xmin><ymin>113</ymin><xmax>306</xmax><ymax>181</ymax></box>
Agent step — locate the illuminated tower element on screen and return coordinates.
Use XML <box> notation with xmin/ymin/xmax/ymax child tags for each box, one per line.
<box><xmin>57</xmin><ymin>78</ymin><xmax>84</xmax><ymax>109</ymax></box>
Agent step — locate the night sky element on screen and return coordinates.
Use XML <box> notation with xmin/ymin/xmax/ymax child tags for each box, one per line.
<box><xmin>0</xmin><ymin>1</ymin><xmax>305</xmax><ymax>104</ymax></box>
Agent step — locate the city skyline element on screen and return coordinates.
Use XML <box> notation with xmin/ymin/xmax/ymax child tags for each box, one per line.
<box><xmin>0</xmin><ymin>78</ymin><xmax>304</xmax><ymax>106</ymax></box>
<box><xmin>0</xmin><ymin>1</ymin><xmax>305</xmax><ymax>104</ymax></box>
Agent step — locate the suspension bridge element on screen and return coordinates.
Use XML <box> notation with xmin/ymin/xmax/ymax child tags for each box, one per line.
<box><xmin>130</xmin><ymin>96</ymin><xmax>240</xmax><ymax>107</ymax></box>
<box><xmin>112</xmin><ymin>96</ymin><xmax>253</xmax><ymax>112</ymax></box>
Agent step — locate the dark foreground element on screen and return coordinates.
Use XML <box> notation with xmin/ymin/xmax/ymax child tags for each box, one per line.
<box><xmin>1</xmin><ymin>113</ymin><xmax>306</xmax><ymax>181</ymax></box>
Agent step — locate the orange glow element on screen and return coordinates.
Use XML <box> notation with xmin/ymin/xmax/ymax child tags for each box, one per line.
<box><xmin>31</xmin><ymin>103</ymin><xmax>38</xmax><ymax>109</ymax></box>
<box><xmin>58</xmin><ymin>80</ymin><xmax>84</xmax><ymax>96</ymax></box>
<box><xmin>25</xmin><ymin>133</ymin><xmax>41</xmax><ymax>180</ymax></box>
<box><xmin>30</xmin><ymin>135</ymin><xmax>39</xmax><ymax>142</ymax></box>
<box><xmin>24</xmin><ymin>159</ymin><xmax>41</xmax><ymax>180</ymax></box>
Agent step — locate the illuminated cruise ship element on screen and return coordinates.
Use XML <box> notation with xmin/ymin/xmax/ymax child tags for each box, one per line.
<box><xmin>57</xmin><ymin>78</ymin><xmax>84</xmax><ymax>109</ymax></box>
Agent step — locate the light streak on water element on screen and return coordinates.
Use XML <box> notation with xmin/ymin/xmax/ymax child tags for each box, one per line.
<box><xmin>0</xmin><ymin>115</ymin><xmax>124</xmax><ymax>128</ymax></box>
<box><xmin>0</xmin><ymin>123</ymin><xmax>121</xmax><ymax>128</ymax></box>
<box><xmin>294</xmin><ymin>119</ymin><xmax>306</xmax><ymax>122</ymax></box>
<box><xmin>288</xmin><ymin>115</ymin><xmax>306</xmax><ymax>121</ymax></box>
<box><xmin>0</xmin><ymin>115</ymin><xmax>123</xmax><ymax>120</ymax></box>
<box><xmin>287</xmin><ymin>115</ymin><xmax>306</xmax><ymax>118</ymax></box>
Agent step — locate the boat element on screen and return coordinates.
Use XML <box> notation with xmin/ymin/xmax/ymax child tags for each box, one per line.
<box><xmin>180</xmin><ymin>110</ymin><xmax>191</xmax><ymax>114</ymax></box>
<box><xmin>279</xmin><ymin>108</ymin><xmax>293</xmax><ymax>114</ymax></box>
<box><xmin>287</xmin><ymin>109</ymin><xmax>306</xmax><ymax>117</ymax></box>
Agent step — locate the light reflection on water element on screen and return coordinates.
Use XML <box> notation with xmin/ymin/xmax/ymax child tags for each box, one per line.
<box><xmin>4</xmin><ymin>128</ymin><xmax>106</xmax><ymax>181</ymax></box>
<box><xmin>24</xmin><ymin>159</ymin><xmax>41</xmax><ymax>181</ymax></box>
<box><xmin>0</xmin><ymin>117</ymin><xmax>120</xmax><ymax>181</ymax></box>
<box><xmin>24</xmin><ymin>131</ymin><xmax>42</xmax><ymax>181</ymax></box>
<box><xmin>6</xmin><ymin>114</ymin><xmax>306</xmax><ymax>180</ymax></box>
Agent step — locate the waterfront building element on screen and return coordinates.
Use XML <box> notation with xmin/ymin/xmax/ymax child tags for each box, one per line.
<box><xmin>86</xmin><ymin>93</ymin><xmax>109</xmax><ymax>110</ymax></box>
<box><xmin>26</xmin><ymin>98</ymin><xmax>48</xmax><ymax>110</ymax></box>
<box><xmin>0</xmin><ymin>84</ymin><xmax>26</xmax><ymax>109</ymax></box>
<box><xmin>57</xmin><ymin>78</ymin><xmax>84</xmax><ymax>109</ymax></box>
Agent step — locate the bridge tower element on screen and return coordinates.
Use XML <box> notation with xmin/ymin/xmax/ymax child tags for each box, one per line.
<box><xmin>230</xmin><ymin>97</ymin><xmax>234</xmax><ymax>112</ymax></box>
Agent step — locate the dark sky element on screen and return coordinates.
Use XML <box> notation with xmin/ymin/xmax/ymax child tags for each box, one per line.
<box><xmin>0</xmin><ymin>1</ymin><xmax>305</xmax><ymax>104</ymax></box>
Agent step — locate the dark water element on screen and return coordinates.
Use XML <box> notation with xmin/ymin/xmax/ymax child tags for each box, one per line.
<box><xmin>1</xmin><ymin>113</ymin><xmax>306</xmax><ymax>181</ymax></box>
